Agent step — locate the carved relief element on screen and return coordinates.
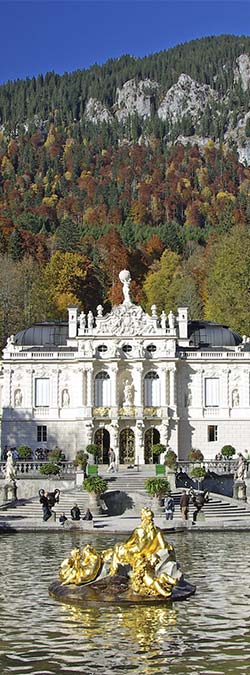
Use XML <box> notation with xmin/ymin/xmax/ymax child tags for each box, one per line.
<box><xmin>94</xmin><ymin>303</ymin><xmax>161</xmax><ymax>336</ymax></box>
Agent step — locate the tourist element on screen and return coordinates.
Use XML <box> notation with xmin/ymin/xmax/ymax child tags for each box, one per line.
<box><xmin>11</xmin><ymin>447</ymin><xmax>19</xmax><ymax>460</ymax></box>
<box><xmin>82</xmin><ymin>508</ymin><xmax>93</xmax><ymax>521</ymax></box>
<box><xmin>107</xmin><ymin>448</ymin><xmax>116</xmax><ymax>472</ymax></box>
<box><xmin>191</xmin><ymin>490</ymin><xmax>209</xmax><ymax>525</ymax></box>
<box><xmin>2</xmin><ymin>445</ymin><xmax>8</xmax><ymax>460</ymax></box>
<box><xmin>71</xmin><ymin>503</ymin><xmax>81</xmax><ymax>520</ymax></box>
<box><xmin>39</xmin><ymin>489</ymin><xmax>52</xmax><ymax>521</ymax></box>
<box><xmin>59</xmin><ymin>512</ymin><xmax>67</xmax><ymax>526</ymax></box>
<box><xmin>164</xmin><ymin>494</ymin><xmax>175</xmax><ymax>520</ymax></box>
<box><xmin>180</xmin><ymin>490</ymin><xmax>190</xmax><ymax>522</ymax></box>
<box><xmin>47</xmin><ymin>489</ymin><xmax>60</xmax><ymax>508</ymax></box>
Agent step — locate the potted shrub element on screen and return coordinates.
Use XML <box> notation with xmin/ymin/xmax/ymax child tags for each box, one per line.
<box><xmin>190</xmin><ymin>466</ymin><xmax>206</xmax><ymax>490</ymax></box>
<box><xmin>17</xmin><ymin>445</ymin><xmax>32</xmax><ymax>460</ymax></box>
<box><xmin>144</xmin><ymin>477</ymin><xmax>171</xmax><ymax>512</ymax></box>
<box><xmin>164</xmin><ymin>449</ymin><xmax>177</xmax><ymax>470</ymax></box>
<box><xmin>152</xmin><ymin>443</ymin><xmax>166</xmax><ymax>464</ymax></box>
<box><xmin>40</xmin><ymin>462</ymin><xmax>60</xmax><ymax>476</ymax></box>
<box><xmin>221</xmin><ymin>445</ymin><xmax>236</xmax><ymax>459</ymax></box>
<box><xmin>188</xmin><ymin>449</ymin><xmax>204</xmax><ymax>462</ymax></box>
<box><xmin>73</xmin><ymin>451</ymin><xmax>89</xmax><ymax>476</ymax></box>
<box><xmin>47</xmin><ymin>448</ymin><xmax>65</xmax><ymax>464</ymax></box>
<box><xmin>83</xmin><ymin>475</ymin><xmax>108</xmax><ymax>514</ymax></box>
<box><xmin>86</xmin><ymin>443</ymin><xmax>101</xmax><ymax>464</ymax></box>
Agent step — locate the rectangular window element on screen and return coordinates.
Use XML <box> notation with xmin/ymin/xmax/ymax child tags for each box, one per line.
<box><xmin>35</xmin><ymin>378</ymin><xmax>49</xmax><ymax>407</ymax></box>
<box><xmin>208</xmin><ymin>425</ymin><xmax>218</xmax><ymax>442</ymax></box>
<box><xmin>37</xmin><ymin>425</ymin><xmax>47</xmax><ymax>443</ymax></box>
<box><xmin>205</xmin><ymin>378</ymin><xmax>219</xmax><ymax>407</ymax></box>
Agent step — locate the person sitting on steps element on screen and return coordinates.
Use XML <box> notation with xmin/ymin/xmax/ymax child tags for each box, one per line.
<box><xmin>71</xmin><ymin>503</ymin><xmax>81</xmax><ymax>520</ymax></box>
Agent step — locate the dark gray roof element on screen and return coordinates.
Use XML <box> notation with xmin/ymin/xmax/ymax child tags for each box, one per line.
<box><xmin>188</xmin><ymin>321</ymin><xmax>242</xmax><ymax>348</ymax></box>
<box><xmin>15</xmin><ymin>322</ymin><xmax>68</xmax><ymax>347</ymax></box>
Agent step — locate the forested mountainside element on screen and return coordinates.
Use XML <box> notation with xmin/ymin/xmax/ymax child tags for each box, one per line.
<box><xmin>1</xmin><ymin>35</ymin><xmax>250</xmax><ymax>347</ymax></box>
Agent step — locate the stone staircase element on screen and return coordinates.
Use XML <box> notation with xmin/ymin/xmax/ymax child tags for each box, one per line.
<box><xmin>0</xmin><ymin>465</ymin><xmax>250</xmax><ymax>525</ymax></box>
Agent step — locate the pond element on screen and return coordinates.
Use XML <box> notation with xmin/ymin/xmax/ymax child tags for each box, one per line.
<box><xmin>0</xmin><ymin>530</ymin><xmax>249</xmax><ymax>675</ymax></box>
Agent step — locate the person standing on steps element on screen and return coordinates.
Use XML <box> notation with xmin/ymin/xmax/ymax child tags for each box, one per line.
<box><xmin>107</xmin><ymin>448</ymin><xmax>117</xmax><ymax>472</ymax></box>
<box><xmin>164</xmin><ymin>494</ymin><xmax>175</xmax><ymax>520</ymax></box>
<box><xmin>192</xmin><ymin>490</ymin><xmax>209</xmax><ymax>525</ymax></box>
<box><xmin>180</xmin><ymin>490</ymin><xmax>190</xmax><ymax>522</ymax></box>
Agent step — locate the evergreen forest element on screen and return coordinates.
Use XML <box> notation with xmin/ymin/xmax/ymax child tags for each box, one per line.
<box><xmin>1</xmin><ymin>35</ymin><xmax>250</xmax><ymax>346</ymax></box>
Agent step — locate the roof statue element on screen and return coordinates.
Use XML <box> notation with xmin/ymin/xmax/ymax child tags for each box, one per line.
<box><xmin>119</xmin><ymin>269</ymin><xmax>132</xmax><ymax>305</ymax></box>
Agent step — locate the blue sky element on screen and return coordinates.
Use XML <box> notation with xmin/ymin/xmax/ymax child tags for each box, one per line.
<box><xmin>1</xmin><ymin>1</ymin><xmax>250</xmax><ymax>85</ymax></box>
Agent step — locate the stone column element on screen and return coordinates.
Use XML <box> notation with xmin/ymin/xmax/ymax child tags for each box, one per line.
<box><xmin>109</xmin><ymin>365</ymin><xmax>118</xmax><ymax>407</ymax></box>
<box><xmin>159</xmin><ymin>367</ymin><xmax>167</xmax><ymax>407</ymax></box>
<box><xmin>135</xmin><ymin>421</ymin><xmax>145</xmax><ymax>465</ymax></box>
<box><xmin>169</xmin><ymin>367</ymin><xmax>176</xmax><ymax>409</ymax></box>
<box><xmin>133</xmin><ymin>365</ymin><xmax>143</xmax><ymax>407</ymax></box>
<box><xmin>86</xmin><ymin>367</ymin><xmax>94</xmax><ymax>407</ymax></box>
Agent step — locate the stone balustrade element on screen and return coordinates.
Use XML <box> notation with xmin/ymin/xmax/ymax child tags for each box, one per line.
<box><xmin>0</xmin><ymin>460</ymin><xmax>76</xmax><ymax>477</ymax></box>
<box><xmin>176</xmin><ymin>459</ymin><xmax>238</xmax><ymax>475</ymax></box>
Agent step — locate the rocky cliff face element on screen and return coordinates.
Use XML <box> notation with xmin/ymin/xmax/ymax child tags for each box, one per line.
<box><xmin>234</xmin><ymin>54</ymin><xmax>250</xmax><ymax>91</ymax></box>
<box><xmin>157</xmin><ymin>73</ymin><xmax>217</xmax><ymax>122</ymax></box>
<box><xmin>114</xmin><ymin>78</ymin><xmax>159</xmax><ymax>122</ymax></box>
<box><xmin>82</xmin><ymin>53</ymin><xmax>250</xmax><ymax>164</ymax></box>
<box><xmin>85</xmin><ymin>98</ymin><xmax>112</xmax><ymax>125</ymax></box>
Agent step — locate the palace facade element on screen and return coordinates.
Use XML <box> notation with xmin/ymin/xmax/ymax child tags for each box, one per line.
<box><xmin>1</xmin><ymin>270</ymin><xmax>249</xmax><ymax>464</ymax></box>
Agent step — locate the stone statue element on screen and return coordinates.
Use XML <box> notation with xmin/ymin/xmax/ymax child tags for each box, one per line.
<box><xmin>87</xmin><ymin>311</ymin><xmax>94</xmax><ymax>331</ymax></box>
<box><xmin>14</xmin><ymin>388</ymin><xmax>22</xmax><ymax>407</ymax></box>
<box><xmin>160</xmin><ymin>311</ymin><xmax>166</xmax><ymax>331</ymax></box>
<box><xmin>119</xmin><ymin>269</ymin><xmax>131</xmax><ymax>304</ymax></box>
<box><xmin>96</xmin><ymin>305</ymin><xmax>103</xmax><ymax>317</ymax></box>
<box><xmin>124</xmin><ymin>380</ymin><xmax>133</xmax><ymax>406</ymax></box>
<box><xmin>234</xmin><ymin>454</ymin><xmax>246</xmax><ymax>481</ymax></box>
<box><xmin>79</xmin><ymin>312</ymin><xmax>86</xmax><ymax>330</ymax></box>
<box><xmin>232</xmin><ymin>389</ymin><xmax>240</xmax><ymax>407</ymax></box>
<box><xmin>4</xmin><ymin>451</ymin><xmax>16</xmax><ymax>482</ymax></box>
<box><xmin>168</xmin><ymin>311</ymin><xmax>175</xmax><ymax>331</ymax></box>
<box><xmin>62</xmin><ymin>388</ymin><xmax>70</xmax><ymax>408</ymax></box>
<box><xmin>151</xmin><ymin>305</ymin><xmax>157</xmax><ymax>318</ymax></box>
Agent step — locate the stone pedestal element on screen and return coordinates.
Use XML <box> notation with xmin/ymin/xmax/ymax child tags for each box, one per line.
<box><xmin>0</xmin><ymin>480</ymin><xmax>17</xmax><ymax>503</ymax></box>
<box><xmin>233</xmin><ymin>479</ymin><xmax>247</xmax><ymax>501</ymax></box>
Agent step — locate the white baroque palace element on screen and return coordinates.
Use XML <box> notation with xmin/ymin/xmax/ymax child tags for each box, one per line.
<box><xmin>1</xmin><ymin>269</ymin><xmax>250</xmax><ymax>464</ymax></box>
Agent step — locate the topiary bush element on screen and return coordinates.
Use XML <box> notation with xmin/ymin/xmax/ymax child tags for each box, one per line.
<box><xmin>221</xmin><ymin>445</ymin><xmax>236</xmax><ymax>459</ymax></box>
<box><xmin>152</xmin><ymin>443</ymin><xmax>166</xmax><ymax>462</ymax></box>
<box><xmin>85</xmin><ymin>444</ymin><xmax>101</xmax><ymax>463</ymax></box>
<box><xmin>73</xmin><ymin>451</ymin><xmax>89</xmax><ymax>468</ymax></box>
<box><xmin>164</xmin><ymin>449</ymin><xmax>177</xmax><ymax>469</ymax></box>
<box><xmin>40</xmin><ymin>462</ymin><xmax>60</xmax><ymax>476</ymax></box>
<box><xmin>83</xmin><ymin>475</ymin><xmax>107</xmax><ymax>494</ymax></box>
<box><xmin>144</xmin><ymin>477</ymin><xmax>171</xmax><ymax>498</ymax></box>
<box><xmin>17</xmin><ymin>445</ymin><xmax>32</xmax><ymax>460</ymax></box>
<box><xmin>191</xmin><ymin>466</ymin><xmax>206</xmax><ymax>480</ymax></box>
<box><xmin>188</xmin><ymin>448</ymin><xmax>204</xmax><ymax>462</ymax></box>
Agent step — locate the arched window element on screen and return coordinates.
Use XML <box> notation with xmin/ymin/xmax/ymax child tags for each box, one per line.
<box><xmin>144</xmin><ymin>372</ymin><xmax>160</xmax><ymax>407</ymax></box>
<box><xmin>94</xmin><ymin>372</ymin><xmax>111</xmax><ymax>406</ymax></box>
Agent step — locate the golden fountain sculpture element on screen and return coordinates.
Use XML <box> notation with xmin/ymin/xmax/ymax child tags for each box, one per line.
<box><xmin>49</xmin><ymin>508</ymin><xmax>195</xmax><ymax>605</ymax></box>
<box><xmin>49</xmin><ymin>508</ymin><xmax>196</xmax><ymax>605</ymax></box>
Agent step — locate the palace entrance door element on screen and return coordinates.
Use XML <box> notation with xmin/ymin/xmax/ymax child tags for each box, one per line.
<box><xmin>119</xmin><ymin>428</ymin><xmax>135</xmax><ymax>465</ymax></box>
<box><xmin>144</xmin><ymin>427</ymin><xmax>160</xmax><ymax>464</ymax></box>
<box><xmin>94</xmin><ymin>428</ymin><xmax>110</xmax><ymax>464</ymax></box>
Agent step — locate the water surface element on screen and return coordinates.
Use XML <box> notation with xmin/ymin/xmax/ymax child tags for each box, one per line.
<box><xmin>0</xmin><ymin>531</ymin><xmax>249</xmax><ymax>675</ymax></box>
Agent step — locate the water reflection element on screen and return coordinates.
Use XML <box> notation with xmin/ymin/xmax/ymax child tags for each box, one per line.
<box><xmin>0</xmin><ymin>531</ymin><xmax>249</xmax><ymax>675</ymax></box>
